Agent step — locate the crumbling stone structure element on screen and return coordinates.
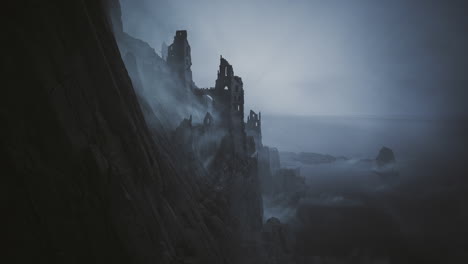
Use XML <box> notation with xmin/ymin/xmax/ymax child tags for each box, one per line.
<box><xmin>166</xmin><ymin>30</ymin><xmax>277</xmax><ymax>200</ymax></box>
<box><xmin>190</xmin><ymin>56</ymin><xmax>248</xmax><ymax>157</ymax></box>
<box><xmin>167</xmin><ymin>35</ymin><xmax>265</xmax><ymax>239</ymax></box>
<box><xmin>168</xmin><ymin>31</ymin><xmax>271</xmax><ymax>197</ymax></box>
<box><xmin>167</xmin><ymin>30</ymin><xmax>193</xmax><ymax>91</ymax></box>
<box><xmin>246</xmin><ymin>110</ymin><xmax>262</xmax><ymax>151</ymax></box>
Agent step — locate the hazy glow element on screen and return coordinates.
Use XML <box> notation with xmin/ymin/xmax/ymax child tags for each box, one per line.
<box><xmin>121</xmin><ymin>0</ymin><xmax>468</xmax><ymax>118</ymax></box>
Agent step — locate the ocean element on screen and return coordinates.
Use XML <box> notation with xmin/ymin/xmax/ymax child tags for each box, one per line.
<box><xmin>262</xmin><ymin>115</ymin><xmax>467</xmax><ymax>161</ymax></box>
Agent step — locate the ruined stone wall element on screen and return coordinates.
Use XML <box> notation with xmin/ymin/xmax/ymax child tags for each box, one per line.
<box><xmin>246</xmin><ymin>110</ymin><xmax>262</xmax><ymax>151</ymax></box>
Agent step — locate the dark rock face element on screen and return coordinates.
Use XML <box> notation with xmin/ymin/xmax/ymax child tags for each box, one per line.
<box><xmin>262</xmin><ymin>218</ymin><xmax>294</xmax><ymax>264</ymax></box>
<box><xmin>2</xmin><ymin>1</ymin><xmax>227</xmax><ymax>263</ymax></box>
<box><xmin>376</xmin><ymin>146</ymin><xmax>396</xmax><ymax>168</ymax></box>
<box><xmin>375</xmin><ymin>147</ymin><xmax>399</xmax><ymax>179</ymax></box>
<box><xmin>3</xmin><ymin>1</ymin><xmax>268</xmax><ymax>263</ymax></box>
<box><xmin>258</xmin><ymin>146</ymin><xmax>274</xmax><ymax>194</ymax></box>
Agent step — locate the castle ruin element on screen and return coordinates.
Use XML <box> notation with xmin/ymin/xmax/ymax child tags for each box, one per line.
<box><xmin>167</xmin><ymin>30</ymin><xmax>194</xmax><ymax>92</ymax></box>
<box><xmin>168</xmin><ymin>30</ymin><xmax>264</xmax><ymax>162</ymax></box>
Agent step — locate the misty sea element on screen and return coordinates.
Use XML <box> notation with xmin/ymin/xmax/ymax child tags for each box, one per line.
<box><xmin>262</xmin><ymin>115</ymin><xmax>466</xmax><ymax>161</ymax></box>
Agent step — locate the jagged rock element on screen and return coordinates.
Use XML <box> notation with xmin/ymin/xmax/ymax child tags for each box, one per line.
<box><xmin>374</xmin><ymin>147</ymin><xmax>399</xmax><ymax>180</ymax></box>
<box><xmin>376</xmin><ymin>146</ymin><xmax>396</xmax><ymax>168</ymax></box>
<box><xmin>4</xmin><ymin>1</ymin><xmax>268</xmax><ymax>264</ymax></box>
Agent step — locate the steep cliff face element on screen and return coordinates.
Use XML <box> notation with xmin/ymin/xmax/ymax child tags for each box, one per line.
<box><xmin>2</xmin><ymin>1</ymin><xmax>226</xmax><ymax>263</ymax></box>
<box><xmin>107</xmin><ymin>0</ymin><xmax>265</xmax><ymax>249</ymax></box>
<box><xmin>107</xmin><ymin>0</ymin><xmax>206</xmax><ymax>130</ymax></box>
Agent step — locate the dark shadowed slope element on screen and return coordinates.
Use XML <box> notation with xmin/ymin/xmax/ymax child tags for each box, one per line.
<box><xmin>2</xmin><ymin>1</ymin><xmax>226</xmax><ymax>263</ymax></box>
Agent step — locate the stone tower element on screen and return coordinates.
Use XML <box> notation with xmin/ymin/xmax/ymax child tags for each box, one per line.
<box><xmin>167</xmin><ymin>30</ymin><xmax>193</xmax><ymax>91</ymax></box>
<box><xmin>212</xmin><ymin>56</ymin><xmax>246</xmax><ymax>155</ymax></box>
<box><xmin>246</xmin><ymin>110</ymin><xmax>262</xmax><ymax>150</ymax></box>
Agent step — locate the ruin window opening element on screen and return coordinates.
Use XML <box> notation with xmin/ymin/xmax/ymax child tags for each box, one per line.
<box><xmin>224</xmin><ymin>86</ymin><xmax>229</xmax><ymax>91</ymax></box>
<box><xmin>237</xmin><ymin>105</ymin><xmax>241</xmax><ymax>111</ymax></box>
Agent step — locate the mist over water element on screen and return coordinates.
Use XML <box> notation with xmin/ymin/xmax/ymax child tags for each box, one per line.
<box><xmin>261</xmin><ymin>114</ymin><xmax>468</xmax><ymax>261</ymax></box>
<box><xmin>262</xmin><ymin>115</ymin><xmax>466</xmax><ymax>159</ymax></box>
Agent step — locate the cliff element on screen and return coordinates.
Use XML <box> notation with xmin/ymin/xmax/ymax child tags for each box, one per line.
<box><xmin>107</xmin><ymin>0</ymin><xmax>205</xmax><ymax>130</ymax></box>
<box><xmin>2</xmin><ymin>1</ymin><xmax>229</xmax><ymax>263</ymax></box>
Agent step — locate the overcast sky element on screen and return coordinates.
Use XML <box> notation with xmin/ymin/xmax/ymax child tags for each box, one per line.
<box><xmin>120</xmin><ymin>0</ymin><xmax>468</xmax><ymax>118</ymax></box>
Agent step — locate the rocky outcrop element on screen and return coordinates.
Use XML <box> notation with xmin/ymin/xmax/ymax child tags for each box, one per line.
<box><xmin>376</xmin><ymin>146</ymin><xmax>396</xmax><ymax>168</ymax></box>
<box><xmin>374</xmin><ymin>146</ymin><xmax>398</xmax><ymax>179</ymax></box>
